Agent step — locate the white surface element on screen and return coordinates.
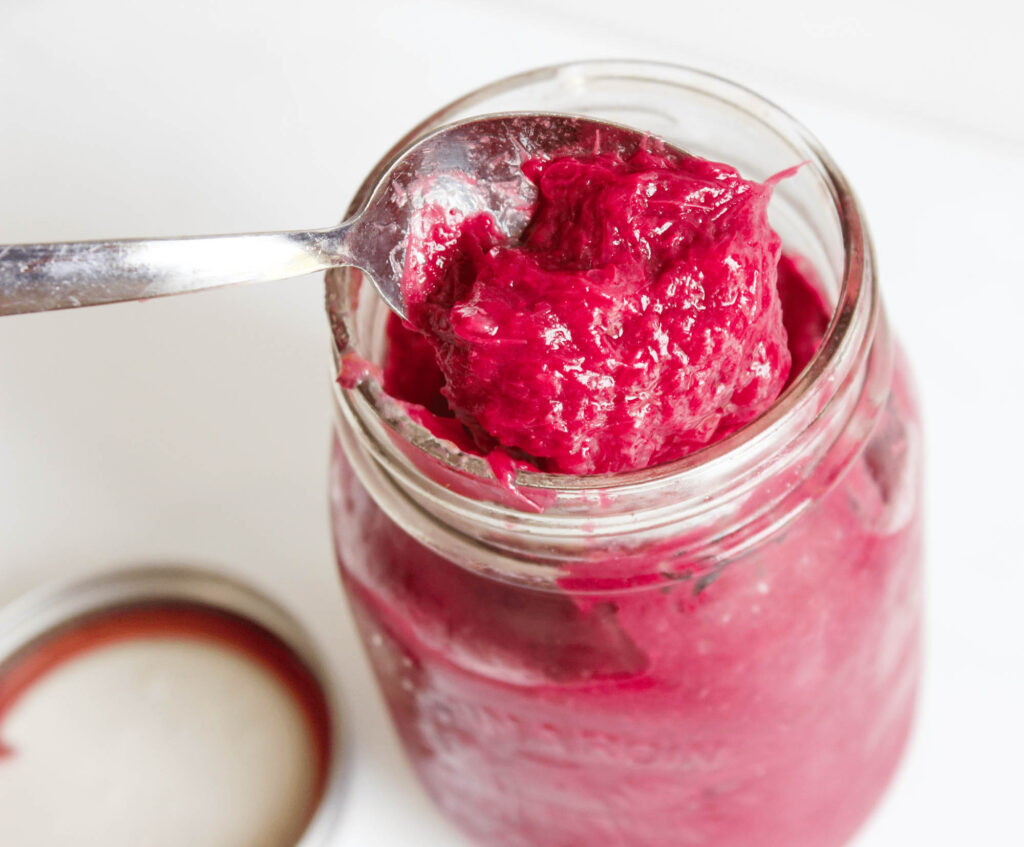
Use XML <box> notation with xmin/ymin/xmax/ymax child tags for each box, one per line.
<box><xmin>0</xmin><ymin>638</ymin><xmax>316</xmax><ymax>847</ymax></box>
<box><xmin>2</xmin><ymin>1</ymin><xmax>1023</xmax><ymax>845</ymax></box>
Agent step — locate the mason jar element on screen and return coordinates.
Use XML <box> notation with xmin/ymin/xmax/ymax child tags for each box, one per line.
<box><xmin>325</xmin><ymin>61</ymin><xmax>923</xmax><ymax>847</ymax></box>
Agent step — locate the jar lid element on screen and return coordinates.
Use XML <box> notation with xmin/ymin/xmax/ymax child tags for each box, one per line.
<box><xmin>0</xmin><ymin>565</ymin><xmax>348</xmax><ymax>846</ymax></box>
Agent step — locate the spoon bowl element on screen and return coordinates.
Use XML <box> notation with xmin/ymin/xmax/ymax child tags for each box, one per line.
<box><xmin>0</xmin><ymin>114</ymin><xmax>677</xmax><ymax>318</ymax></box>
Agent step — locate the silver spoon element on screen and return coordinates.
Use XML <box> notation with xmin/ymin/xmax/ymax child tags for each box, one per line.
<box><xmin>0</xmin><ymin>114</ymin><xmax>677</xmax><ymax>319</ymax></box>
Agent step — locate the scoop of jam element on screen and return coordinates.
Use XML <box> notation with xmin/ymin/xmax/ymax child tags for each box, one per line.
<box><xmin>394</xmin><ymin>148</ymin><xmax>792</xmax><ymax>474</ymax></box>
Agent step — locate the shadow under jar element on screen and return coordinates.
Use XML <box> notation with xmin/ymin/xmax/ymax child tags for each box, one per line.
<box><xmin>326</xmin><ymin>61</ymin><xmax>923</xmax><ymax>847</ymax></box>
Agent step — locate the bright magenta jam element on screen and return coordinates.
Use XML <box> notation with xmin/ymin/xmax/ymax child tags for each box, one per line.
<box><xmin>391</xmin><ymin>149</ymin><xmax>793</xmax><ymax>474</ymax></box>
<box><xmin>331</xmin><ymin>145</ymin><xmax>922</xmax><ymax>847</ymax></box>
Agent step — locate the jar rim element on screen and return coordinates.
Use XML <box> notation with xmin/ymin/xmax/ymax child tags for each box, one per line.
<box><xmin>327</xmin><ymin>59</ymin><xmax>874</xmax><ymax>500</ymax></box>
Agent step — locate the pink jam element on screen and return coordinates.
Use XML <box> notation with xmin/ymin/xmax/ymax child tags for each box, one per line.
<box><xmin>394</xmin><ymin>149</ymin><xmax>792</xmax><ymax>474</ymax></box>
<box><xmin>333</xmin><ymin>146</ymin><xmax>922</xmax><ymax>847</ymax></box>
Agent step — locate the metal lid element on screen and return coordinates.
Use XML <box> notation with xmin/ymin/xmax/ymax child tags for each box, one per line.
<box><xmin>0</xmin><ymin>565</ymin><xmax>349</xmax><ymax>846</ymax></box>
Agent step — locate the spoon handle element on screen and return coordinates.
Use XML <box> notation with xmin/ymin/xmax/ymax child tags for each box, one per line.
<box><xmin>0</xmin><ymin>228</ymin><xmax>343</xmax><ymax>316</ymax></box>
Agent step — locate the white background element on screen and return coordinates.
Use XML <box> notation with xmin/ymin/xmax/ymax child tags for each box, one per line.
<box><xmin>2</xmin><ymin>1</ymin><xmax>1023</xmax><ymax>844</ymax></box>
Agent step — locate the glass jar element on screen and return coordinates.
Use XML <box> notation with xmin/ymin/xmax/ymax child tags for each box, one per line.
<box><xmin>326</xmin><ymin>61</ymin><xmax>923</xmax><ymax>847</ymax></box>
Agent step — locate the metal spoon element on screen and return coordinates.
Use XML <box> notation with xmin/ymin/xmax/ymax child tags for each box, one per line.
<box><xmin>0</xmin><ymin>114</ymin><xmax>676</xmax><ymax>318</ymax></box>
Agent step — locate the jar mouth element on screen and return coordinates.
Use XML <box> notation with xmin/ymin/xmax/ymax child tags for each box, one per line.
<box><xmin>327</xmin><ymin>60</ymin><xmax>873</xmax><ymax>498</ymax></box>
